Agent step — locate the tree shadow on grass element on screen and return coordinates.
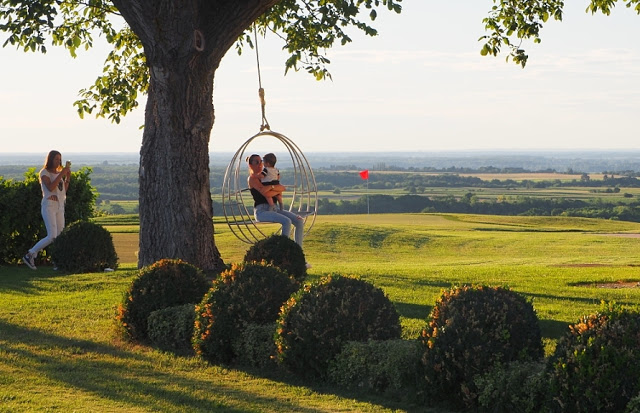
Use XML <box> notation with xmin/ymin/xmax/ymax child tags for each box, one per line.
<box><xmin>0</xmin><ymin>320</ymin><xmax>378</xmax><ymax>413</ymax></box>
<box><xmin>0</xmin><ymin>265</ymin><xmax>136</xmax><ymax>296</ymax></box>
<box><xmin>0</xmin><ymin>265</ymin><xmax>74</xmax><ymax>295</ymax></box>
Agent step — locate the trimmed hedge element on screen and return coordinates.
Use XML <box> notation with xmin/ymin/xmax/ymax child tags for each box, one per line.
<box><xmin>243</xmin><ymin>235</ymin><xmax>307</xmax><ymax>282</ymax></box>
<box><xmin>193</xmin><ymin>262</ymin><xmax>298</xmax><ymax>364</ymax></box>
<box><xmin>548</xmin><ymin>302</ymin><xmax>640</xmax><ymax>413</ymax></box>
<box><xmin>420</xmin><ymin>285</ymin><xmax>543</xmax><ymax>408</ymax></box>
<box><xmin>474</xmin><ymin>361</ymin><xmax>549</xmax><ymax>413</ymax></box>
<box><xmin>147</xmin><ymin>304</ymin><xmax>196</xmax><ymax>354</ymax></box>
<box><xmin>328</xmin><ymin>339</ymin><xmax>423</xmax><ymax>402</ymax></box>
<box><xmin>116</xmin><ymin>259</ymin><xmax>210</xmax><ymax>341</ymax></box>
<box><xmin>50</xmin><ymin>220</ymin><xmax>118</xmax><ymax>273</ymax></box>
<box><xmin>276</xmin><ymin>274</ymin><xmax>402</xmax><ymax>379</ymax></box>
<box><xmin>231</xmin><ymin>323</ymin><xmax>279</xmax><ymax>369</ymax></box>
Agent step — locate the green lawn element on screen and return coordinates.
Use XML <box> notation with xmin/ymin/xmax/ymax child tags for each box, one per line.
<box><xmin>3</xmin><ymin>213</ymin><xmax>640</xmax><ymax>412</ymax></box>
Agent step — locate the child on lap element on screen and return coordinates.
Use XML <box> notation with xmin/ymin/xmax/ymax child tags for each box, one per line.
<box><xmin>262</xmin><ymin>152</ymin><xmax>284</xmax><ymax>211</ymax></box>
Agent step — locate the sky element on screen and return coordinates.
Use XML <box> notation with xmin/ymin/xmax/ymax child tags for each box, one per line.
<box><xmin>1</xmin><ymin>1</ymin><xmax>639</xmax><ymax>155</ymax></box>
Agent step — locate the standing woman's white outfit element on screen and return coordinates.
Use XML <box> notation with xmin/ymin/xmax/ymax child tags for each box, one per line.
<box><xmin>23</xmin><ymin>166</ymin><xmax>68</xmax><ymax>270</ymax></box>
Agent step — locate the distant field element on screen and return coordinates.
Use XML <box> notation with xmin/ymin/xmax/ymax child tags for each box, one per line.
<box><xmin>365</xmin><ymin>171</ymin><xmax>611</xmax><ymax>181</ymax></box>
<box><xmin>459</xmin><ymin>172</ymin><xmax>608</xmax><ymax>181</ymax></box>
<box><xmin>94</xmin><ymin>170</ymin><xmax>638</xmax><ymax>216</ymax></box>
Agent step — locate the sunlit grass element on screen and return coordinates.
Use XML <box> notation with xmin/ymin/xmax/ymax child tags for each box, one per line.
<box><xmin>4</xmin><ymin>213</ymin><xmax>640</xmax><ymax>411</ymax></box>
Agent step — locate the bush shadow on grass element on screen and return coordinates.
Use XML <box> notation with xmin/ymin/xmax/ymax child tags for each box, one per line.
<box><xmin>231</xmin><ymin>363</ymin><xmax>444</xmax><ymax>413</ymax></box>
<box><xmin>0</xmin><ymin>320</ymin><xmax>370</xmax><ymax>413</ymax></box>
<box><xmin>394</xmin><ymin>302</ymin><xmax>432</xmax><ymax>321</ymax></box>
<box><xmin>538</xmin><ymin>318</ymin><xmax>570</xmax><ymax>340</ymax></box>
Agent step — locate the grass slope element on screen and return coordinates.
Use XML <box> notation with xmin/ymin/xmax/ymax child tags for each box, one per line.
<box><xmin>3</xmin><ymin>213</ymin><xmax>640</xmax><ymax>411</ymax></box>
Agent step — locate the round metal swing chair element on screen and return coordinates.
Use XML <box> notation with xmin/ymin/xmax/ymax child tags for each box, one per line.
<box><xmin>221</xmin><ymin>130</ymin><xmax>318</xmax><ymax>244</ymax></box>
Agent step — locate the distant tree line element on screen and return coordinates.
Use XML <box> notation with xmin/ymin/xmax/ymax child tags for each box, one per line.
<box><xmin>310</xmin><ymin>194</ymin><xmax>640</xmax><ymax>222</ymax></box>
<box><xmin>4</xmin><ymin>165</ymin><xmax>640</xmax><ymax>201</ymax></box>
<box><xmin>312</xmin><ymin>171</ymin><xmax>640</xmax><ymax>192</ymax></box>
<box><xmin>4</xmin><ymin>165</ymin><xmax>640</xmax><ymax>222</ymax></box>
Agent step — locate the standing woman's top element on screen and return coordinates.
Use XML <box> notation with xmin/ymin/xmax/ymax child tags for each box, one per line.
<box><xmin>40</xmin><ymin>168</ymin><xmax>67</xmax><ymax>203</ymax></box>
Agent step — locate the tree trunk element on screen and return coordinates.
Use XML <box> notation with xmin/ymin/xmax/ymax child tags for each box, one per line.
<box><xmin>137</xmin><ymin>59</ymin><xmax>221</xmax><ymax>271</ymax></box>
<box><xmin>112</xmin><ymin>0</ymin><xmax>279</xmax><ymax>271</ymax></box>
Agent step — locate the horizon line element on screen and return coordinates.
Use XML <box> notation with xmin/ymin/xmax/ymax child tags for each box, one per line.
<box><xmin>4</xmin><ymin>148</ymin><xmax>640</xmax><ymax>155</ymax></box>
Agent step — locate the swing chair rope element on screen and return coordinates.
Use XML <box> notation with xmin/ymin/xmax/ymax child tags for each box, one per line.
<box><xmin>254</xmin><ymin>25</ymin><xmax>270</xmax><ymax>131</ymax></box>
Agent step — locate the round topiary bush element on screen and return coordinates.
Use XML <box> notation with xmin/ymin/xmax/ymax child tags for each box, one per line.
<box><xmin>116</xmin><ymin>259</ymin><xmax>210</xmax><ymax>341</ymax></box>
<box><xmin>243</xmin><ymin>235</ymin><xmax>307</xmax><ymax>281</ymax></box>
<box><xmin>419</xmin><ymin>285</ymin><xmax>543</xmax><ymax>409</ymax></box>
<box><xmin>193</xmin><ymin>262</ymin><xmax>299</xmax><ymax>364</ymax></box>
<box><xmin>548</xmin><ymin>302</ymin><xmax>640</xmax><ymax>413</ymax></box>
<box><xmin>275</xmin><ymin>274</ymin><xmax>402</xmax><ymax>379</ymax></box>
<box><xmin>49</xmin><ymin>220</ymin><xmax>118</xmax><ymax>273</ymax></box>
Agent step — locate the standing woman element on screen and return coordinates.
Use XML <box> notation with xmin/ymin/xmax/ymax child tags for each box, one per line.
<box><xmin>23</xmin><ymin>150</ymin><xmax>71</xmax><ymax>270</ymax></box>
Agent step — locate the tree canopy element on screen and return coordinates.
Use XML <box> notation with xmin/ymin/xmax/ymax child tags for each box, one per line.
<box><xmin>480</xmin><ymin>0</ymin><xmax>640</xmax><ymax>67</ymax></box>
<box><xmin>1</xmin><ymin>0</ymin><xmax>402</xmax><ymax>123</ymax></box>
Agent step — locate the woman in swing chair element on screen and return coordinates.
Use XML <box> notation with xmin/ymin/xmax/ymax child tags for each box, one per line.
<box><xmin>246</xmin><ymin>154</ymin><xmax>310</xmax><ymax>267</ymax></box>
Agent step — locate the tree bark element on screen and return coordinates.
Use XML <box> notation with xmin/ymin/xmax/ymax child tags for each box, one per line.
<box><xmin>111</xmin><ymin>0</ymin><xmax>279</xmax><ymax>271</ymax></box>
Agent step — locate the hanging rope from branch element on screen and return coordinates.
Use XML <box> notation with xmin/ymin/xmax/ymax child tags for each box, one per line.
<box><xmin>254</xmin><ymin>25</ymin><xmax>270</xmax><ymax>131</ymax></box>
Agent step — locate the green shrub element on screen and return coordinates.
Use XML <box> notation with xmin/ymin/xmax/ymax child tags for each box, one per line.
<box><xmin>276</xmin><ymin>274</ymin><xmax>402</xmax><ymax>379</ymax></box>
<box><xmin>147</xmin><ymin>304</ymin><xmax>196</xmax><ymax>354</ymax></box>
<box><xmin>327</xmin><ymin>339</ymin><xmax>423</xmax><ymax>402</ymax></box>
<box><xmin>49</xmin><ymin>220</ymin><xmax>118</xmax><ymax>273</ymax></box>
<box><xmin>0</xmin><ymin>167</ymin><xmax>97</xmax><ymax>265</ymax></box>
<box><xmin>243</xmin><ymin>235</ymin><xmax>307</xmax><ymax>281</ymax></box>
<box><xmin>232</xmin><ymin>323</ymin><xmax>279</xmax><ymax>369</ymax></box>
<box><xmin>0</xmin><ymin>173</ymin><xmax>41</xmax><ymax>264</ymax></box>
<box><xmin>419</xmin><ymin>285</ymin><xmax>543</xmax><ymax>409</ymax></box>
<box><xmin>116</xmin><ymin>259</ymin><xmax>210</xmax><ymax>341</ymax></box>
<box><xmin>193</xmin><ymin>262</ymin><xmax>299</xmax><ymax>364</ymax></box>
<box><xmin>474</xmin><ymin>361</ymin><xmax>549</xmax><ymax>413</ymax></box>
<box><xmin>548</xmin><ymin>302</ymin><xmax>640</xmax><ymax>413</ymax></box>
<box><xmin>626</xmin><ymin>393</ymin><xmax>640</xmax><ymax>413</ymax></box>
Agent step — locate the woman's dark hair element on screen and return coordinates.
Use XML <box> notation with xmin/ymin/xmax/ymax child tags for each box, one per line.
<box><xmin>247</xmin><ymin>154</ymin><xmax>261</xmax><ymax>165</ymax></box>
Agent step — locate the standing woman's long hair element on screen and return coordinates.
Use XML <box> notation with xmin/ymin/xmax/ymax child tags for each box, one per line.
<box><xmin>44</xmin><ymin>150</ymin><xmax>62</xmax><ymax>172</ymax></box>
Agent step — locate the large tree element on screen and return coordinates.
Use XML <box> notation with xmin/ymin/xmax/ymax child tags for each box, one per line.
<box><xmin>2</xmin><ymin>0</ymin><xmax>636</xmax><ymax>271</ymax></box>
<box><xmin>0</xmin><ymin>0</ymin><xmax>401</xmax><ymax>271</ymax></box>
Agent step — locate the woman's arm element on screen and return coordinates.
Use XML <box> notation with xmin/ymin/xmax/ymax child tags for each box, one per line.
<box><xmin>42</xmin><ymin>171</ymin><xmax>64</xmax><ymax>192</ymax></box>
<box><xmin>249</xmin><ymin>174</ymin><xmax>285</xmax><ymax>197</ymax></box>
<box><xmin>42</xmin><ymin>166</ymin><xmax>71</xmax><ymax>193</ymax></box>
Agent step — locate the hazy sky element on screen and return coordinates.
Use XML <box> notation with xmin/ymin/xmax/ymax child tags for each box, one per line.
<box><xmin>1</xmin><ymin>1</ymin><xmax>639</xmax><ymax>155</ymax></box>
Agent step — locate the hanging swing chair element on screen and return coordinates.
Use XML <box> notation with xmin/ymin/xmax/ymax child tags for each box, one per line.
<box><xmin>221</xmin><ymin>26</ymin><xmax>318</xmax><ymax>244</ymax></box>
<box><xmin>221</xmin><ymin>130</ymin><xmax>318</xmax><ymax>244</ymax></box>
